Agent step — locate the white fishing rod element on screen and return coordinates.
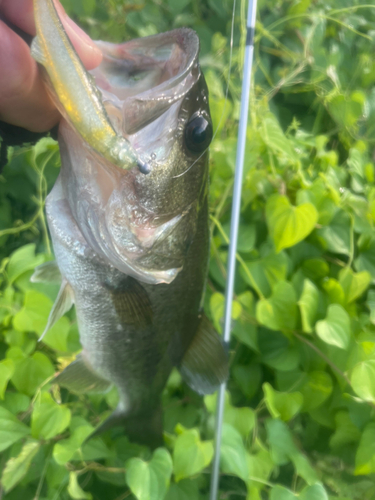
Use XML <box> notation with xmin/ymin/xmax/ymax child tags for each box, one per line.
<box><xmin>209</xmin><ymin>0</ymin><xmax>258</xmax><ymax>498</ymax></box>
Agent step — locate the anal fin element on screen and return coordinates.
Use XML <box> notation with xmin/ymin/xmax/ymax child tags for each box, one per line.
<box><xmin>55</xmin><ymin>354</ymin><xmax>112</xmax><ymax>394</ymax></box>
<box><xmin>39</xmin><ymin>279</ymin><xmax>74</xmax><ymax>341</ymax></box>
<box><xmin>179</xmin><ymin>315</ymin><xmax>229</xmax><ymax>395</ymax></box>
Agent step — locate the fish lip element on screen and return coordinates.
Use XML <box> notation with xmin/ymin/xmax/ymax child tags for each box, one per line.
<box><xmin>91</xmin><ymin>28</ymin><xmax>201</xmax><ymax>136</ymax></box>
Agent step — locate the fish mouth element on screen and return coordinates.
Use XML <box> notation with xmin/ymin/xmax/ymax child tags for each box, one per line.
<box><xmin>90</xmin><ymin>28</ymin><xmax>200</xmax><ymax>165</ymax></box>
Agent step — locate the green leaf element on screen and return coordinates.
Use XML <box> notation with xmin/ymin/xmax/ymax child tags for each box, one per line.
<box><xmin>53</xmin><ymin>424</ymin><xmax>93</xmax><ymax>465</ymax></box>
<box><xmin>266</xmin><ymin>419</ymin><xmax>317</xmax><ymax>484</ymax></box>
<box><xmin>316</xmin><ymin>210</ymin><xmax>351</xmax><ymax>256</ymax></box>
<box><xmin>246</xmin><ymin>447</ymin><xmax>274</xmax><ymax>490</ymax></box>
<box><xmin>270</xmin><ymin>485</ymin><xmax>297</xmax><ymax>500</ymax></box>
<box><xmin>355</xmin><ymin>240</ymin><xmax>375</xmax><ymax>280</ymax></box>
<box><xmin>338</xmin><ymin>268</ymin><xmax>371</xmax><ymax>304</ymax></box>
<box><xmin>299</xmin><ymin>483</ymin><xmax>329</xmax><ymax>500</ymax></box>
<box><xmin>0</xmin><ymin>406</ymin><xmax>30</xmax><ymax>452</ymax></box>
<box><xmin>328</xmin><ymin>93</ymin><xmax>364</xmax><ymax>129</ymax></box>
<box><xmin>351</xmin><ymin>360</ymin><xmax>375</xmax><ymax>402</ymax></box>
<box><xmin>126</xmin><ymin>448</ymin><xmax>173</xmax><ymax>500</ymax></box>
<box><xmin>263</xmin><ymin>383</ymin><xmax>303</xmax><ymax>421</ymax></box>
<box><xmin>173</xmin><ymin>428</ymin><xmax>213</xmax><ymax>481</ymax></box>
<box><xmin>81</xmin><ymin>437</ymin><xmax>112</xmax><ymax>461</ymax></box>
<box><xmin>232</xmin><ymin>319</ymin><xmax>258</xmax><ymax>352</ymax></box>
<box><xmin>204</xmin><ymin>392</ymin><xmax>255</xmax><ymax>438</ymax></box>
<box><xmin>298</xmin><ymin>279</ymin><xmax>320</xmax><ymax>334</ymax></box>
<box><xmin>258</xmin><ymin>329</ymin><xmax>300</xmax><ymax>371</ymax></box>
<box><xmin>1</xmin><ymin>392</ymin><xmax>30</xmax><ymax>415</ymax></box>
<box><xmin>233</xmin><ymin>363</ymin><xmax>262</xmax><ymax>400</ymax></box>
<box><xmin>355</xmin><ymin>423</ymin><xmax>375</xmax><ymax>475</ymax></box>
<box><xmin>262</xmin><ymin>114</ymin><xmax>295</xmax><ymax>158</ymax></box>
<box><xmin>164</xmin><ymin>480</ymin><xmax>199</xmax><ymax>500</ymax></box>
<box><xmin>6</xmin><ymin>244</ymin><xmax>44</xmax><ymax>285</ymax></box>
<box><xmin>237</xmin><ymin>224</ymin><xmax>256</xmax><ymax>253</ymax></box>
<box><xmin>367</xmin><ymin>290</ymin><xmax>375</xmax><ymax>324</ymax></box>
<box><xmin>316</xmin><ymin>304</ymin><xmax>351</xmax><ymax>349</ymax></box>
<box><xmin>266</xmin><ymin>195</ymin><xmax>318</xmax><ymax>252</ymax></box>
<box><xmin>329</xmin><ymin>411</ymin><xmax>361</xmax><ymax>449</ymax></box>
<box><xmin>266</xmin><ymin>418</ymin><xmax>297</xmax><ymax>465</ymax></box>
<box><xmin>209</xmin><ymin>292</ymin><xmax>241</xmax><ymax>333</ymax></box>
<box><xmin>31</xmin><ymin>392</ymin><xmax>71</xmax><ymax>440</ymax></box>
<box><xmin>1</xmin><ymin>440</ymin><xmax>40</xmax><ymax>492</ymax></box>
<box><xmin>68</xmin><ymin>472</ymin><xmax>92</xmax><ymax>500</ymax></box>
<box><xmin>300</xmin><ymin>371</ymin><xmax>333</xmax><ymax>411</ymax></box>
<box><xmin>10</xmin><ymin>352</ymin><xmax>54</xmax><ymax>396</ymax></box>
<box><xmin>220</xmin><ymin>424</ymin><xmax>248</xmax><ymax>481</ymax></box>
<box><xmin>256</xmin><ymin>281</ymin><xmax>297</xmax><ymax>331</ymax></box>
<box><xmin>0</xmin><ymin>359</ymin><xmax>14</xmax><ymax>399</ymax></box>
<box><xmin>13</xmin><ymin>290</ymin><xmax>71</xmax><ymax>351</ymax></box>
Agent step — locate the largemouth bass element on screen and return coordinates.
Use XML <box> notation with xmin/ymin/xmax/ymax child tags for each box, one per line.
<box><xmin>31</xmin><ymin>0</ymin><xmax>228</xmax><ymax>446</ymax></box>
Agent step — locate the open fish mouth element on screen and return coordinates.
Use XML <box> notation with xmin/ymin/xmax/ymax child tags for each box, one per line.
<box><xmin>88</xmin><ymin>28</ymin><xmax>204</xmax><ymax>172</ymax></box>
<box><xmin>92</xmin><ymin>29</ymin><xmax>200</xmax><ymax>139</ymax></box>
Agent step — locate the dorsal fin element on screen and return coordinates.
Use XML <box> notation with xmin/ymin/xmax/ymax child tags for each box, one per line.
<box><xmin>179</xmin><ymin>315</ymin><xmax>229</xmax><ymax>395</ymax></box>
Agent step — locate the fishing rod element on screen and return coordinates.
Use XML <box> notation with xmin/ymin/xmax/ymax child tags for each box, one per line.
<box><xmin>209</xmin><ymin>0</ymin><xmax>258</xmax><ymax>498</ymax></box>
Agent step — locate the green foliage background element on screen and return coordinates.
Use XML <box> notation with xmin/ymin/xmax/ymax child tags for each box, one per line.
<box><xmin>1</xmin><ymin>0</ymin><xmax>375</xmax><ymax>498</ymax></box>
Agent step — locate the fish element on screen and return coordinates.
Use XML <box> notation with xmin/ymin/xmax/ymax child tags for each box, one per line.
<box><xmin>31</xmin><ymin>0</ymin><xmax>228</xmax><ymax>447</ymax></box>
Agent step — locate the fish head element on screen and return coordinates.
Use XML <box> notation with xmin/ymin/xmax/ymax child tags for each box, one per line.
<box><xmin>58</xmin><ymin>29</ymin><xmax>212</xmax><ymax>284</ymax></box>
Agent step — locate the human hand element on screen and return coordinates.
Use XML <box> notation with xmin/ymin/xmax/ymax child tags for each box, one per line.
<box><xmin>0</xmin><ymin>0</ymin><xmax>102</xmax><ymax>132</ymax></box>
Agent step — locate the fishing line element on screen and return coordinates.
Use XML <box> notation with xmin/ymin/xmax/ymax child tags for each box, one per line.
<box><xmin>209</xmin><ymin>0</ymin><xmax>258</xmax><ymax>498</ymax></box>
<box><xmin>172</xmin><ymin>0</ymin><xmax>237</xmax><ymax>180</ymax></box>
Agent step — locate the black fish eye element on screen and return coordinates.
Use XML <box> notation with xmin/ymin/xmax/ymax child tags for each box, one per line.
<box><xmin>185</xmin><ymin>114</ymin><xmax>213</xmax><ymax>153</ymax></box>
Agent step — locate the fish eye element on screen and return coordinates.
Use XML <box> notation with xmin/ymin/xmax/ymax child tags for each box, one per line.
<box><xmin>185</xmin><ymin>113</ymin><xmax>213</xmax><ymax>153</ymax></box>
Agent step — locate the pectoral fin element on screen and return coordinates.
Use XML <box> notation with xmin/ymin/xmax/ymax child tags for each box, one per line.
<box><xmin>55</xmin><ymin>354</ymin><xmax>112</xmax><ymax>394</ymax></box>
<box><xmin>30</xmin><ymin>37</ymin><xmax>47</xmax><ymax>65</ymax></box>
<box><xmin>107</xmin><ymin>278</ymin><xmax>152</xmax><ymax>328</ymax></box>
<box><xmin>39</xmin><ymin>279</ymin><xmax>74</xmax><ymax>341</ymax></box>
<box><xmin>179</xmin><ymin>315</ymin><xmax>229</xmax><ymax>395</ymax></box>
<box><xmin>31</xmin><ymin>261</ymin><xmax>61</xmax><ymax>283</ymax></box>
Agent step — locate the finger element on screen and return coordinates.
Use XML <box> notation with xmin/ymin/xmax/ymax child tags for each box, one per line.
<box><xmin>0</xmin><ymin>0</ymin><xmax>102</xmax><ymax>70</ymax></box>
<box><xmin>0</xmin><ymin>19</ymin><xmax>60</xmax><ymax>132</ymax></box>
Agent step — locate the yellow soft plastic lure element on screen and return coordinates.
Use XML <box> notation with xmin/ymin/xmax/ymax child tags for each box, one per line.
<box><xmin>31</xmin><ymin>0</ymin><xmax>149</xmax><ymax>173</ymax></box>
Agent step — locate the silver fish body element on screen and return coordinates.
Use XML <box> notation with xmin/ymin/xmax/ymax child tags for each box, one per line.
<box><xmin>33</xmin><ymin>2</ymin><xmax>228</xmax><ymax>445</ymax></box>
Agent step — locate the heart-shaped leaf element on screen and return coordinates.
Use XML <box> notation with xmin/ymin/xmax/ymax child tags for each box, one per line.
<box><xmin>256</xmin><ymin>281</ymin><xmax>297</xmax><ymax>331</ymax></box>
<box><xmin>31</xmin><ymin>392</ymin><xmax>71</xmax><ymax>440</ymax></box>
<box><xmin>220</xmin><ymin>424</ymin><xmax>249</xmax><ymax>481</ymax></box>
<box><xmin>316</xmin><ymin>304</ymin><xmax>351</xmax><ymax>349</ymax></box>
<box><xmin>0</xmin><ymin>406</ymin><xmax>30</xmax><ymax>453</ymax></box>
<box><xmin>351</xmin><ymin>360</ymin><xmax>375</xmax><ymax>402</ymax></box>
<box><xmin>263</xmin><ymin>383</ymin><xmax>303</xmax><ymax>421</ymax></box>
<box><xmin>339</xmin><ymin>268</ymin><xmax>371</xmax><ymax>304</ymax></box>
<box><xmin>298</xmin><ymin>279</ymin><xmax>320</xmax><ymax>334</ymax></box>
<box><xmin>173</xmin><ymin>428</ymin><xmax>213</xmax><ymax>482</ymax></box>
<box><xmin>266</xmin><ymin>195</ymin><xmax>318</xmax><ymax>252</ymax></box>
<box><xmin>126</xmin><ymin>448</ymin><xmax>173</xmax><ymax>500</ymax></box>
